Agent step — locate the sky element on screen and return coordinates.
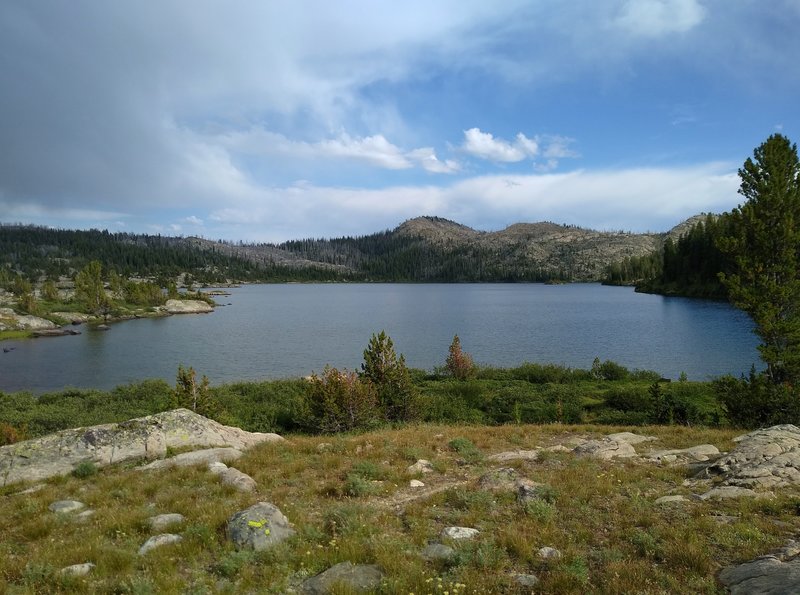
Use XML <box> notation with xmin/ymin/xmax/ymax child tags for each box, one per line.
<box><xmin>1</xmin><ymin>1</ymin><xmax>799</xmax><ymax>242</ymax></box>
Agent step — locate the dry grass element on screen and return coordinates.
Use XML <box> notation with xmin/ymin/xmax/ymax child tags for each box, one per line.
<box><xmin>1</xmin><ymin>423</ymin><xmax>798</xmax><ymax>593</ymax></box>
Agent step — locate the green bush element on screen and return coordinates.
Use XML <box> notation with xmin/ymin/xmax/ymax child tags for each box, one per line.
<box><xmin>303</xmin><ymin>367</ymin><xmax>380</xmax><ymax>434</ymax></box>
<box><xmin>714</xmin><ymin>370</ymin><xmax>800</xmax><ymax>428</ymax></box>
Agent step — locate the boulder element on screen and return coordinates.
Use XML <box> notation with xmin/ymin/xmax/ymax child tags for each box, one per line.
<box><xmin>140</xmin><ymin>447</ymin><xmax>243</xmax><ymax>470</ymax></box>
<box><xmin>301</xmin><ymin>562</ymin><xmax>385</xmax><ymax>594</ymax></box>
<box><xmin>409</xmin><ymin>479</ymin><xmax>425</xmax><ymax>488</ymax></box>
<box><xmin>698</xmin><ymin>486</ymin><xmax>773</xmax><ymax>500</ymax></box>
<box><xmin>441</xmin><ymin>526</ymin><xmax>480</xmax><ymax>540</ymax></box>
<box><xmin>720</xmin><ymin>555</ymin><xmax>800</xmax><ymax>595</ymax></box>
<box><xmin>478</xmin><ymin>467</ymin><xmax>520</xmax><ymax>491</ymax></box>
<box><xmin>164</xmin><ymin>299</ymin><xmax>213</xmax><ymax>314</ymax></box>
<box><xmin>0</xmin><ymin>409</ymin><xmax>284</xmax><ymax>486</ymax></box>
<box><xmin>226</xmin><ymin>502</ymin><xmax>295</xmax><ymax>551</ymax></box>
<box><xmin>138</xmin><ymin>533</ymin><xmax>183</xmax><ymax>555</ymax></box>
<box><xmin>408</xmin><ymin>459</ymin><xmax>434</xmax><ymax>474</ymax></box>
<box><xmin>49</xmin><ymin>500</ymin><xmax>86</xmax><ymax>514</ymax></box>
<box><xmin>512</xmin><ymin>573</ymin><xmax>539</xmax><ymax>588</ymax></box>
<box><xmin>148</xmin><ymin>513</ymin><xmax>186</xmax><ymax>531</ymax></box>
<box><xmin>207</xmin><ymin>462</ymin><xmax>257</xmax><ymax>492</ymax></box>
<box><xmin>59</xmin><ymin>563</ymin><xmax>95</xmax><ymax>577</ymax></box>
<box><xmin>421</xmin><ymin>543</ymin><xmax>456</xmax><ymax>563</ymax></box>
<box><xmin>644</xmin><ymin>444</ymin><xmax>720</xmax><ymax>464</ymax></box>
<box><xmin>517</xmin><ymin>479</ymin><xmax>551</xmax><ymax>503</ymax></box>
<box><xmin>537</xmin><ymin>546</ymin><xmax>562</xmax><ymax>560</ymax></box>
<box><xmin>573</xmin><ymin>438</ymin><xmax>637</xmax><ymax>460</ymax></box>
<box><xmin>654</xmin><ymin>495</ymin><xmax>690</xmax><ymax>505</ymax></box>
<box><xmin>486</xmin><ymin>449</ymin><xmax>539</xmax><ymax>463</ymax></box>
<box><xmin>0</xmin><ymin>308</ymin><xmax>57</xmax><ymax>330</ymax></box>
<box><xmin>700</xmin><ymin>424</ymin><xmax>800</xmax><ymax>489</ymax></box>
<box><xmin>607</xmin><ymin>432</ymin><xmax>657</xmax><ymax>445</ymax></box>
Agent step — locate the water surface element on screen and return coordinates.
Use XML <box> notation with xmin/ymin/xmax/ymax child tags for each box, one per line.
<box><xmin>0</xmin><ymin>283</ymin><xmax>760</xmax><ymax>393</ymax></box>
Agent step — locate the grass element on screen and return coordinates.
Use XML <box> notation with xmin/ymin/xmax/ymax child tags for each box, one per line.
<box><xmin>1</xmin><ymin>422</ymin><xmax>797</xmax><ymax>593</ymax></box>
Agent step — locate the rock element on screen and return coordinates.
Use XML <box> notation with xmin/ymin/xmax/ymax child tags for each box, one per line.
<box><xmin>409</xmin><ymin>479</ymin><xmax>425</xmax><ymax>488</ymax></box>
<box><xmin>207</xmin><ymin>462</ymin><xmax>257</xmax><ymax>492</ymax></box>
<box><xmin>441</xmin><ymin>526</ymin><xmax>480</xmax><ymax>540</ymax></box>
<box><xmin>141</xmin><ymin>447</ymin><xmax>243</xmax><ymax>470</ymax></box>
<box><xmin>14</xmin><ymin>484</ymin><xmax>45</xmax><ymax>495</ymax></box>
<box><xmin>52</xmin><ymin>312</ymin><xmax>91</xmax><ymax>324</ymax></box>
<box><xmin>74</xmin><ymin>509</ymin><xmax>95</xmax><ymax>522</ymax></box>
<box><xmin>164</xmin><ymin>299</ymin><xmax>213</xmax><ymax>314</ymax></box>
<box><xmin>0</xmin><ymin>308</ymin><xmax>57</xmax><ymax>330</ymax></box>
<box><xmin>516</xmin><ymin>479</ymin><xmax>550</xmax><ymax>503</ymax></box>
<box><xmin>644</xmin><ymin>444</ymin><xmax>720</xmax><ymax>464</ymax></box>
<box><xmin>512</xmin><ymin>573</ymin><xmax>539</xmax><ymax>588</ymax></box>
<box><xmin>543</xmin><ymin>444</ymin><xmax>572</xmax><ymax>453</ymax></box>
<box><xmin>537</xmin><ymin>546</ymin><xmax>562</xmax><ymax>560</ymax></box>
<box><xmin>486</xmin><ymin>449</ymin><xmax>539</xmax><ymax>463</ymax></box>
<box><xmin>226</xmin><ymin>502</ymin><xmax>295</xmax><ymax>551</ymax></box>
<box><xmin>316</xmin><ymin>443</ymin><xmax>333</xmax><ymax>452</ymax></box>
<box><xmin>32</xmin><ymin>328</ymin><xmax>82</xmax><ymax>337</ymax></box>
<box><xmin>148</xmin><ymin>513</ymin><xmax>186</xmax><ymax>531</ymax></box>
<box><xmin>654</xmin><ymin>495</ymin><xmax>690</xmax><ymax>505</ymax></box>
<box><xmin>408</xmin><ymin>459</ymin><xmax>434</xmax><ymax>474</ymax></box>
<box><xmin>0</xmin><ymin>408</ymin><xmax>283</xmax><ymax>486</ymax></box>
<box><xmin>607</xmin><ymin>432</ymin><xmax>657</xmax><ymax>445</ymax></box>
<box><xmin>59</xmin><ymin>562</ymin><xmax>95</xmax><ymax>577</ymax></box>
<box><xmin>699</xmin><ymin>486</ymin><xmax>773</xmax><ymax>500</ymax></box>
<box><xmin>478</xmin><ymin>467</ymin><xmax>520</xmax><ymax>491</ymax></box>
<box><xmin>301</xmin><ymin>561</ymin><xmax>385</xmax><ymax>594</ymax></box>
<box><xmin>138</xmin><ymin>533</ymin><xmax>183</xmax><ymax>555</ymax></box>
<box><xmin>573</xmin><ymin>438</ymin><xmax>637</xmax><ymax>460</ymax></box>
<box><xmin>94</xmin><ymin>324</ymin><xmax>110</xmax><ymax>331</ymax></box>
<box><xmin>49</xmin><ymin>500</ymin><xmax>86</xmax><ymax>514</ymax></box>
<box><xmin>720</xmin><ymin>555</ymin><xmax>800</xmax><ymax>595</ymax></box>
<box><xmin>420</xmin><ymin>543</ymin><xmax>456</xmax><ymax>563</ymax></box>
<box><xmin>700</xmin><ymin>424</ymin><xmax>800</xmax><ymax>489</ymax></box>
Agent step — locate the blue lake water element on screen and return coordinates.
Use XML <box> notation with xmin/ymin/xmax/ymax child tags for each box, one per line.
<box><xmin>0</xmin><ymin>283</ymin><xmax>760</xmax><ymax>393</ymax></box>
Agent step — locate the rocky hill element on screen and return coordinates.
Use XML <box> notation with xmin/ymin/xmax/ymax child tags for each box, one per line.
<box><xmin>184</xmin><ymin>216</ymin><xmax>701</xmax><ymax>283</ymax></box>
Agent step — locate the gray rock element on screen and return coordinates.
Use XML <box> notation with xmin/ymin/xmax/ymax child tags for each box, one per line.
<box><xmin>74</xmin><ymin>509</ymin><xmax>95</xmax><ymax>522</ymax></box>
<box><xmin>699</xmin><ymin>486</ymin><xmax>774</xmax><ymax>500</ymax></box>
<box><xmin>654</xmin><ymin>495</ymin><xmax>689</xmax><ymax>505</ymax></box>
<box><xmin>478</xmin><ymin>467</ymin><xmax>520</xmax><ymax>491</ymax></box>
<box><xmin>226</xmin><ymin>502</ymin><xmax>295</xmax><ymax>551</ymax></box>
<box><xmin>212</xmin><ymin>464</ymin><xmax>257</xmax><ymax>492</ymax></box>
<box><xmin>409</xmin><ymin>479</ymin><xmax>425</xmax><ymax>488</ymax></box>
<box><xmin>516</xmin><ymin>479</ymin><xmax>550</xmax><ymax>503</ymax></box>
<box><xmin>59</xmin><ymin>562</ymin><xmax>95</xmax><ymax>577</ymax></box>
<box><xmin>537</xmin><ymin>546</ymin><xmax>562</xmax><ymax>560</ymax></box>
<box><xmin>0</xmin><ymin>308</ymin><xmax>57</xmax><ymax>331</ymax></box>
<box><xmin>148</xmin><ymin>513</ymin><xmax>186</xmax><ymax>531</ymax></box>
<box><xmin>607</xmin><ymin>432</ymin><xmax>657</xmax><ymax>445</ymax></box>
<box><xmin>441</xmin><ymin>526</ymin><xmax>480</xmax><ymax>540</ymax></box>
<box><xmin>719</xmin><ymin>555</ymin><xmax>800</xmax><ymax>595</ymax></box>
<box><xmin>421</xmin><ymin>543</ymin><xmax>456</xmax><ymax>563</ymax></box>
<box><xmin>301</xmin><ymin>561</ymin><xmax>385</xmax><ymax>594</ymax></box>
<box><xmin>0</xmin><ymin>408</ymin><xmax>283</xmax><ymax>486</ymax></box>
<box><xmin>408</xmin><ymin>459</ymin><xmax>434</xmax><ymax>474</ymax></box>
<box><xmin>512</xmin><ymin>573</ymin><xmax>539</xmax><ymax>588</ymax></box>
<box><xmin>49</xmin><ymin>500</ymin><xmax>85</xmax><ymax>514</ymax></box>
<box><xmin>138</xmin><ymin>533</ymin><xmax>183</xmax><ymax>555</ymax></box>
<box><xmin>644</xmin><ymin>444</ymin><xmax>720</xmax><ymax>464</ymax></box>
<box><xmin>164</xmin><ymin>299</ymin><xmax>213</xmax><ymax>314</ymax></box>
<box><xmin>573</xmin><ymin>438</ymin><xmax>637</xmax><ymax>460</ymax></box>
<box><xmin>141</xmin><ymin>447</ymin><xmax>243</xmax><ymax>470</ymax></box>
<box><xmin>700</xmin><ymin>424</ymin><xmax>800</xmax><ymax>489</ymax></box>
<box><xmin>486</xmin><ymin>449</ymin><xmax>539</xmax><ymax>463</ymax></box>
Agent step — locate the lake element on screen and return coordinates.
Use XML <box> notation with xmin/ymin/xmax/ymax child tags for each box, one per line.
<box><xmin>0</xmin><ymin>283</ymin><xmax>760</xmax><ymax>393</ymax></box>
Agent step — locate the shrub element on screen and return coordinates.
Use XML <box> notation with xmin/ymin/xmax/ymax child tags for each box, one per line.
<box><xmin>71</xmin><ymin>461</ymin><xmax>98</xmax><ymax>479</ymax></box>
<box><xmin>0</xmin><ymin>422</ymin><xmax>25</xmax><ymax>445</ymax></box>
<box><xmin>445</xmin><ymin>335</ymin><xmax>476</xmax><ymax>380</ymax></box>
<box><xmin>591</xmin><ymin>358</ymin><xmax>630</xmax><ymax>381</ymax></box>
<box><xmin>304</xmin><ymin>367</ymin><xmax>380</xmax><ymax>434</ymax></box>
<box><xmin>448</xmin><ymin>437</ymin><xmax>483</xmax><ymax>463</ymax></box>
<box><xmin>714</xmin><ymin>369</ymin><xmax>800</xmax><ymax>428</ymax></box>
<box><xmin>171</xmin><ymin>365</ymin><xmax>221</xmax><ymax>419</ymax></box>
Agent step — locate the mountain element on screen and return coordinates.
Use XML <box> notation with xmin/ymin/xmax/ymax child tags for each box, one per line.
<box><xmin>184</xmin><ymin>216</ymin><xmax>674</xmax><ymax>282</ymax></box>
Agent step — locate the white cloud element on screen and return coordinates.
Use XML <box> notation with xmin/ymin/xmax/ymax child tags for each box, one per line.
<box><xmin>616</xmin><ymin>0</ymin><xmax>707</xmax><ymax>38</ymax></box>
<box><xmin>461</xmin><ymin>128</ymin><xmax>539</xmax><ymax>162</ymax></box>
<box><xmin>185</xmin><ymin>215</ymin><xmax>204</xmax><ymax>226</ymax></box>
<box><xmin>406</xmin><ymin>147</ymin><xmax>461</xmax><ymax>174</ymax></box>
<box><xmin>200</xmin><ymin>162</ymin><xmax>740</xmax><ymax>242</ymax></box>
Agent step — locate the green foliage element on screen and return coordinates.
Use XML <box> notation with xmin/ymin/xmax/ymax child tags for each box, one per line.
<box><xmin>715</xmin><ymin>370</ymin><xmax>800</xmax><ymax>428</ymax></box>
<box><xmin>74</xmin><ymin>260</ymin><xmax>110</xmax><ymax>316</ymax></box>
<box><xmin>591</xmin><ymin>358</ymin><xmax>630</xmax><ymax>381</ymax></box>
<box><xmin>41</xmin><ymin>279</ymin><xmax>59</xmax><ymax>302</ymax></box>
<box><xmin>361</xmin><ymin>331</ymin><xmax>419</xmax><ymax>422</ymax></box>
<box><xmin>171</xmin><ymin>365</ymin><xmax>220</xmax><ymax>419</ymax></box>
<box><xmin>447</xmin><ymin>437</ymin><xmax>483</xmax><ymax>463</ymax></box>
<box><xmin>304</xmin><ymin>367</ymin><xmax>380</xmax><ymax>434</ymax></box>
<box><xmin>445</xmin><ymin>334</ymin><xmax>476</xmax><ymax>380</ymax></box>
<box><xmin>71</xmin><ymin>460</ymin><xmax>98</xmax><ymax>478</ymax></box>
<box><xmin>718</xmin><ymin>133</ymin><xmax>800</xmax><ymax>385</ymax></box>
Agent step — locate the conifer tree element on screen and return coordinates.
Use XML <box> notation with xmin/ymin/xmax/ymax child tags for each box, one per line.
<box><xmin>445</xmin><ymin>334</ymin><xmax>475</xmax><ymax>380</ymax></box>
<box><xmin>361</xmin><ymin>331</ymin><xmax>419</xmax><ymax>422</ymax></box>
<box><xmin>717</xmin><ymin>134</ymin><xmax>800</xmax><ymax>384</ymax></box>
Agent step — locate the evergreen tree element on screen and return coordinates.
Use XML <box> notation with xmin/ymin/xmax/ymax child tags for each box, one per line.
<box><xmin>361</xmin><ymin>331</ymin><xmax>419</xmax><ymax>422</ymax></box>
<box><xmin>445</xmin><ymin>334</ymin><xmax>476</xmax><ymax>380</ymax></box>
<box><xmin>717</xmin><ymin>134</ymin><xmax>800</xmax><ymax>384</ymax></box>
<box><xmin>171</xmin><ymin>365</ymin><xmax>219</xmax><ymax>418</ymax></box>
<box><xmin>74</xmin><ymin>260</ymin><xmax>110</xmax><ymax>316</ymax></box>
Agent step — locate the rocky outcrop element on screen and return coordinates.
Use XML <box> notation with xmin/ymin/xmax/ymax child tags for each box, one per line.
<box><xmin>0</xmin><ymin>409</ymin><xmax>283</xmax><ymax>486</ymax></box>
<box><xmin>699</xmin><ymin>425</ymin><xmax>800</xmax><ymax>489</ymax></box>
<box><xmin>0</xmin><ymin>307</ymin><xmax>57</xmax><ymax>331</ymax></box>
<box><xmin>719</xmin><ymin>539</ymin><xmax>800</xmax><ymax>595</ymax></box>
<box><xmin>163</xmin><ymin>299</ymin><xmax>213</xmax><ymax>314</ymax></box>
<box><xmin>573</xmin><ymin>438</ymin><xmax>637</xmax><ymax>460</ymax></box>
